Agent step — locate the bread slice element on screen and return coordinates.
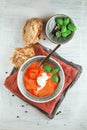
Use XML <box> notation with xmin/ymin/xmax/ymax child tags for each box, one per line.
<box><xmin>10</xmin><ymin>47</ymin><xmax>35</xmax><ymax>69</ymax></box>
<box><xmin>23</xmin><ymin>18</ymin><xmax>43</xmax><ymax>46</ymax></box>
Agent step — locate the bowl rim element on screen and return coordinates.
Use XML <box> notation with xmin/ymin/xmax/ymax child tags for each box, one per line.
<box><xmin>45</xmin><ymin>14</ymin><xmax>75</xmax><ymax>44</ymax></box>
<box><xmin>17</xmin><ymin>55</ymin><xmax>65</xmax><ymax>103</ymax></box>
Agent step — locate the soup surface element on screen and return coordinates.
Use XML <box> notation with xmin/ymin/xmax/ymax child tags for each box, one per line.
<box><xmin>23</xmin><ymin>61</ymin><xmax>60</xmax><ymax>97</ymax></box>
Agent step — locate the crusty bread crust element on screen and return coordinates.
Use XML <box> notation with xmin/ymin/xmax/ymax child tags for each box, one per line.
<box><xmin>23</xmin><ymin>18</ymin><xmax>43</xmax><ymax>46</ymax></box>
<box><xmin>10</xmin><ymin>47</ymin><xmax>35</xmax><ymax>69</ymax></box>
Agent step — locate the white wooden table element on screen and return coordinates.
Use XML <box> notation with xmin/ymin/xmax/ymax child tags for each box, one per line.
<box><xmin>0</xmin><ymin>0</ymin><xmax>87</xmax><ymax>130</ymax></box>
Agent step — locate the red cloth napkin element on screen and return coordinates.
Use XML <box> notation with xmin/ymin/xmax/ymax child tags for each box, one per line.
<box><xmin>4</xmin><ymin>44</ymin><xmax>78</xmax><ymax>116</ymax></box>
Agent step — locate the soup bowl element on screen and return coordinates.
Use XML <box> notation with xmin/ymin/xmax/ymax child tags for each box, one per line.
<box><xmin>17</xmin><ymin>56</ymin><xmax>65</xmax><ymax>103</ymax></box>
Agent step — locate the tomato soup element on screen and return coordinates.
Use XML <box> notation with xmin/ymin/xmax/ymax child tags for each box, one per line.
<box><xmin>23</xmin><ymin>61</ymin><xmax>60</xmax><ymax>97</ymax></box>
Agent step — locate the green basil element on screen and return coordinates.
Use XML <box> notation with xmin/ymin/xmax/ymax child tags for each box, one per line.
<box><xmin>52</xmin><ymin>68</ymin><xmax>60</xmax><ymax>74</ymax></box>
<box><xmin>68</xmin><ymin>23</ymin><xmax>77</xmax><ymax>31</ymax></box>
<box><xmin>64</xmin><ymin>17</ymin><xmax>70</xmax><ymax>25</ymax></box>
<box><xmin>62</xmin><ymin>30</ymin><xmax>71</xmax><ymax>38</ymax></box>
<box><xmin>61</xmin><ymin>26</ymin><xmax>67</xmax><ymax>33</ymax></box>
<box><xmin>52</xmin><ymin>75</ymin><xmax>59</xmax><ymax>82</ymax></box>
<box><xmin>44</xmin><ymin>65</ymin><xmax>52</xmax><ymax>72</ymax></box>
<box><xmin>55</xmin><ymin>18</ymin><xmax>63</xmax><ymax>26</ymax></box>
<box><xmin>55</xmin><ymin>31</ymin><xmax>61</xmax><ymax>38</ymax></box>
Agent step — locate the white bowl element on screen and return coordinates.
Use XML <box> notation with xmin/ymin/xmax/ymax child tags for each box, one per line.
<box><xmin>17</xmin><ymin>56</ymin><xmax>65</xmax><ymax>103</ymax></box>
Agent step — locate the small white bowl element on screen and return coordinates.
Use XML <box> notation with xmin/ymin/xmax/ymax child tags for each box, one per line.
<box><xmin>17</xmin><ymin>56</ymin><xmax>65</xmax><ymax>103</ymax></box>
<box><xmin>46</xmin><ymin>14</ymin><xmax>75</xmax><ymax>44</ymax></box>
